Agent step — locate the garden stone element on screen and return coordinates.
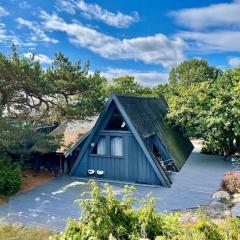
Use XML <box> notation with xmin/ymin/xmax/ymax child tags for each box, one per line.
<box><xmin>180</xmin><ymin>212</ymin><xmax>198</xmax><ymax>224</ymax></box>
<box><xmin>212</xmin><ymin>191</ymin><xmax>230</xmax><ymax>202</ymax></box>
<box><xmin>205</xmin><ymin>201</ymin><xmax>229</xmax><ymax>217</ymax></box>
<box><xmin>210</xmin><ymin>201</ymin><xmax>227</xmax><ymax>209</ymax></box>
<box><xmin>222</xmin><ymin>210</ymin><xmax>232</xmax><ymax>218</ymax></box>
<box><xmin>232</xmin><ymin>193</ymin><xmax>240</xmax><ymax>203</ymax></box>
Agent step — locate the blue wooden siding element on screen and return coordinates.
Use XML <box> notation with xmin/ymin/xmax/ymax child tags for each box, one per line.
<box><xmin>72</xmin><ymin>130</ymin><xmax>161</xmax><ymax>185</ymax></box>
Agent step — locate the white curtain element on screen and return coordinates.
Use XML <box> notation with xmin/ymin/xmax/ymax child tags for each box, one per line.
<box><xmin>97</xmin><ymin>137</ymin><xmax>106</xmax><ymax>155</ymax></box>
<box><xmin>111</xmin><ymin>137</ymin><xmax>123</xmax><ymax>156</ymax></box>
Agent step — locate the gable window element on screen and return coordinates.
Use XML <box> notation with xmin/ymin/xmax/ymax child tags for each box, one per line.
<box><xmin>92</xmin><ymin>136</ymin><xmax>106</xmax><ymax>155</ymax></box>
<box><xmin>111</xmin><ymin>137</ymin><xmax>123</xmax><ymax>157</ymax></box>
<box><xmin>105</xmin><ymin>108</ymin><xmax>128</xmax><ymax>131</ymax></box>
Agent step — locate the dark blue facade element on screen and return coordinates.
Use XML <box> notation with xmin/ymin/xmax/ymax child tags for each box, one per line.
<box><xmin>72</xmin><ymin>129</ymin><xmax>161</xmax><ymax>185</ymax></box>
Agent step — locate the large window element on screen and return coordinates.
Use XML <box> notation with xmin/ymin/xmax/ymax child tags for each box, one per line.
<box><xmin>92</xmin><ymin>136</ymin><xmax>106</xmax><ymax>155</ymax></box>
<box><xmin>110</xmin><ymin>137</ymin><xmax>123</xmax><ymax>157</ymax></box>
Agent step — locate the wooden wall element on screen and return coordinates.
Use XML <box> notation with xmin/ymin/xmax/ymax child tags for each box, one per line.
<box><xmin>72</xmin><ymin>130</ymin><xmax>161</xmax><ymax>185</ymax></box>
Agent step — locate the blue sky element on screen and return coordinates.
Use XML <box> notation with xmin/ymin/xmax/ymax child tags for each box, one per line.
<box><xmin>0</xmin><ymin>0</ymin><xmax>240</xmax><ymax>85</ymax></box>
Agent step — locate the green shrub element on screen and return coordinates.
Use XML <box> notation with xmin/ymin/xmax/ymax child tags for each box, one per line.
<box><xmin>52</xmin><ymin>181</ymin><xmax>240</xmax><ymax>240</ymax></box>
<box><xmin>0</xmin><ymin>153</ymin><xmax>22</xmax><ymax>195</ymax></box>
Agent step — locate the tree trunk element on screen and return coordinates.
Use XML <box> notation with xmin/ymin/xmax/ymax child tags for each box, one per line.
<box><xmin>223</xmin><ymin>147</ymin><xmax>229</xmax><ymax>161</ymax></box>
<box><xmin>236</xmin><ymin>137</ymin><xmax>240</xmax><ymax>152</ymax></box>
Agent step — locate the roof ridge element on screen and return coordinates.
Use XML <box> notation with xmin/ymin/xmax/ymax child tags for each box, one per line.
<box><xmin>115</xmin><ymin>94</ymin><xmax>165</xmax><ymax>100</ymax></box>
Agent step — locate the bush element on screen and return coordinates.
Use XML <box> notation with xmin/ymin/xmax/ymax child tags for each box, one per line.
<box><xmin>52</xmin><ymin>181</ymin><xmax>240</xmax><ymax>240</ymax></box>
<box><xmin>0</xmin><ymin>153</ymin><xmax>22</xmax><ymax>195</ymax></box>
<box><xmin>223</xmin><ymin>171</ymin><xmax>240</xmax><ymax>194</ymax></box>
<box><xmin>0</xmin><ymin>224</ymin><xmax>50</xmax><ymax>240</ymax></box>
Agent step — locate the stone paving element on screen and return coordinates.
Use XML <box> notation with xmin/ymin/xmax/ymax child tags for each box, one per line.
<box><xmin>0</xmin><ymin>148</ymin><xmax>232</xmax><ymax>231</ymax></box>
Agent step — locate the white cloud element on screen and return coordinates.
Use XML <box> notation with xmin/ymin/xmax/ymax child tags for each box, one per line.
<box><xmin>171</xmin><ymin>0</ymin><xmax>240</xmax><ymax>30</ymax></box>
<box><xmin>56</xmin><ymin>0</ymin><xmax>139</xmax><ymax>28</ymax></box>
<box><xmin>24</xmin><ymin>52</ymin><xmax>52</xmax><ymax>64</ymax></box>
<box><xmin>19</xmin><ymin>1</ymin><xmax>31</xmax><ymax>9</ymax></box>
<box><xmin>228</xmin><ymin>57</ymin><xmax>240</xmax><ymax>67</ymax></box>
<box><xmin>0</xmin><ymin>6</ymin><xmax>9</xmax><ymax>17</ymax></box>
<box><xmin>16</xmin><ymin>17</ymin><xmax>58</xmax><ymax>44</ymax></box>
<box><xmin>41</xmin><ymin>11</ymin><xmax>185</xmax><ymax>68</ymax></box>
<box><xmin>178</xmin><ymin>31</ymin><xmax>240</xmax><ymax>52</ymax></box>
<box><xmin>0</xmin><ymin>23</ymin><xmax>20</xmax><ymax>44</ymax></box>
<box><xmin>101</xmin><ymin>68</ymin><xmax>169</xmax><ymax>86</ymax></box>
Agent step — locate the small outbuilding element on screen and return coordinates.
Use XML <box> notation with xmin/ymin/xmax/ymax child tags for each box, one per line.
<box><xmin>36</xmin><ymin>117</ymin><xmax>97</xmax><ymax>174</ymax></box>
<box><xmin>70</xmin><ymin>94</ymin><xmax>193</xmax><ymax>186</ymax></box>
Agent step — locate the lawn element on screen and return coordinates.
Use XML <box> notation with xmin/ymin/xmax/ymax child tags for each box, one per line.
<box><xmin>0</xmin><ymin>223</ymin><xmax>51</xmax><ymax>240</ymax></box>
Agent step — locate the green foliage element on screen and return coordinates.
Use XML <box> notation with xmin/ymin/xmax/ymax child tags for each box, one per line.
<box><xmin>0</xmin><ymin>224</ymin><xmax>50</xmax><ymax>240</ymax></box>
<box><xmin>0</xmin><ymin>117</ymin><xmax>59</xmax><ymax>162</ymax></box>
<box><xmin>181</xmin><ymin>214</ymin><xmax>222</xmax><ymax>240</ymax></box>
<box><xmin>166</xmin><ymin>67</ymin><xmax>240</xmax><ymax>155</ymax></box>
<box><xmin>169</xmin><ymin>59</ymin><xmax>221</xmax><ymax>86</ymax></box>
<box><xmin>0</xmin><ymin>47</ymin><xmax>105</xmax><ymax>162</ymax></box>
<box><xmin>108</xmin><ymin>76</ymin><xmax>153</xmax><ymax>96</ymax></box>
<box><xmin>52</xmin><ymin>182</ymin><xmax>240</xmax><ymax>240</ymax></box>
<box><xmin>45</xmin><ymin>53</ymin><xmax>107</xmax><ymax>120</ymax></box>
<box><xmin>0</xmin><ymin>46</ymin><xmax>107</xmax><ymax>122</ymax></box>
<box><xmin>1</xmin><ymin>45</ymin><xmax>239</xmax><ymax>158</ymax></box>
<box><xmin>0</xmin><ymin>153</ymin><xmax>21</xmax><ymax>195</ymax></box>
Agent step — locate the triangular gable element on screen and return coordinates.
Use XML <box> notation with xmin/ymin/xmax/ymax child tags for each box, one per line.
<box><xmin>70</xmin><ymin>94</ymin><xmax>171</xmax><ymax>187</ymax></box>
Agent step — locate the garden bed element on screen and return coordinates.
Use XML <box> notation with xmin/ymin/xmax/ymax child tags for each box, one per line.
<box><xmin>20</xmin><ymin>169</ymin><xmax>54</xmax><ymax>193</ymax></box>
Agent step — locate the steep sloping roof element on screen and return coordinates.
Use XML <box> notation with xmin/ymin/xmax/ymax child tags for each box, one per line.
<box><xmin>70</xmin><ymin>94</ymin><xmax>171</xmax><ymax>186</ymax></box>
<box><xmin>116</xmin><ymin>95</ymin><xmax>193</xmax><ymax>170</ymax></box>
<box><xmin>50</xmin><ymin>117</ymin><xmax>98</xmax><ymax>156</ymax></box>
<box><xmin>70</xmin><ymin>94</ymin><xmax>193</xmax><ymax>186</ymax></box>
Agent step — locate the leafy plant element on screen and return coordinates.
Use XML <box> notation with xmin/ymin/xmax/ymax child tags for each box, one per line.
<box><xmin>0</xmin><ymin>153</ymin><xmax>21</xmax><ymax>195</ymax></box>
<box><xmin>52</xmin><ymin>182</ymin><xmax>240</xmax><ymax>240</ymax></box>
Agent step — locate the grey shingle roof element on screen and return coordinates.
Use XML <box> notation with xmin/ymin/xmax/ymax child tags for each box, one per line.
<box><xmin>117</xmin><ymin>95</ymin><xmax>193</xmax><ymax>170</ymax></box>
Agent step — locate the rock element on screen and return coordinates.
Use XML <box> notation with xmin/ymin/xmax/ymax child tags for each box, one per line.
<box><xmin>210</xmin><ymin>201</ymin><xmax>227</xmax><ymax>209</ymax></box>
<box><xmin>212</xmin><ymin>191</ymin><xmax>230</xmax><ymax>202</ymax></box>
<box><xmin>222</xmin><ymin>210</ymin><xmax>232</xmax><ymax>218</ymax></box>
<box><xmin>180</xmin><ymin>212</ymin><xmax>193</xmax><ymax>222</ymax></box>
<box><xmin>180</xmin><ymin>212</ymin><xmax>198</xmax><ymax>224</ymax></box>
<box><xmin>203</xmin><ymin>201</ymin><xmax>230</xmax><ymax>217</ymax></box>
<box><xmin>232</xmin><ymin>193</ymin><xmax>240</xmax><ymax>204</ymax></box>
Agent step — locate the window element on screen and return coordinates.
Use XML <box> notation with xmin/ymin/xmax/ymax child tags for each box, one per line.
<box><xmin>105</xmin><ymin>108</ymin><xmax>128</xmax><ymax>131</ymax></box>
<box><xmin>111</xmin><ymin>137</ymin><xmax>123</xmax><ymax>157</ymax></box>
<box><xmin>92</xmin><ymin>137</ymin><xmax>106</xmax><ymax>155</ymax></box>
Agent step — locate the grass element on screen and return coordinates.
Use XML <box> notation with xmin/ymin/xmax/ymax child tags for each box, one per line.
<box><xmin>0</xmin><ymin>223</ymin><xmax>51</xmax><ymax>240</ymax></box>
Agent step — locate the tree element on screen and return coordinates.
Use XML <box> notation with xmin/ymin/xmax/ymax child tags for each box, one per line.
<box><xmin>167</xmin><ymin>68</ymin><xmax>240</xmax><ymax>156</ymax></box>
<box><xmin>0</xmin><ymin>46</ymin><xmax>47</xmax><ymax>121</ymax></box>
<box><xmin>108</xmin><ymin>75</ymin><xmax>153</xmax><ymax>96</ymax></box>
<box><xmin>44</xmin><ymin>52</ymin><xmax>107</xmax><ymax>120</ymax></box>
<box><xmin>0</xmin><ymin>46</ymin><xmax>107</xmax><ymax>123</ymax></box>
<box><xmin>201</xmin><ymin>68</ymin><xmax>240</xmax><ymax>155</ymax></box>
<box><xmin>169</xmin><ymin>59</ymin><xmax>222</xmax><ymax>85</ymax></box>
<box><xmin>0</xmin><ymin>47</ymin><xmax>108</xmax><ymax>164</ymax></box>
<box><xmin>0</xmin><ymin>116</ymin><xmax>59</xmax><ymax>163</ymax></box>
<box><xmin>167</xmin><ymin>82</ymin><xmax>209</xmax><ymax>138</ymax></box>
<box><xmin>152</xmin><ymin>83</ymin><xmax>174</xmax><ymax>101</ymax></box>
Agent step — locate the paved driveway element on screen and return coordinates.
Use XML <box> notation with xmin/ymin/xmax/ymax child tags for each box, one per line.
<box><xmin>0</xmin><ymin>148</ymin><xmax>232</xmax><ymax>231</ymax></box>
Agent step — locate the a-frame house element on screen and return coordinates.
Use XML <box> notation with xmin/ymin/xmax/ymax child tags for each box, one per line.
<box><xmin>70</xmin><ymin>94</ymin><xmax>193</xmax><ymax>187</ymax></box>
